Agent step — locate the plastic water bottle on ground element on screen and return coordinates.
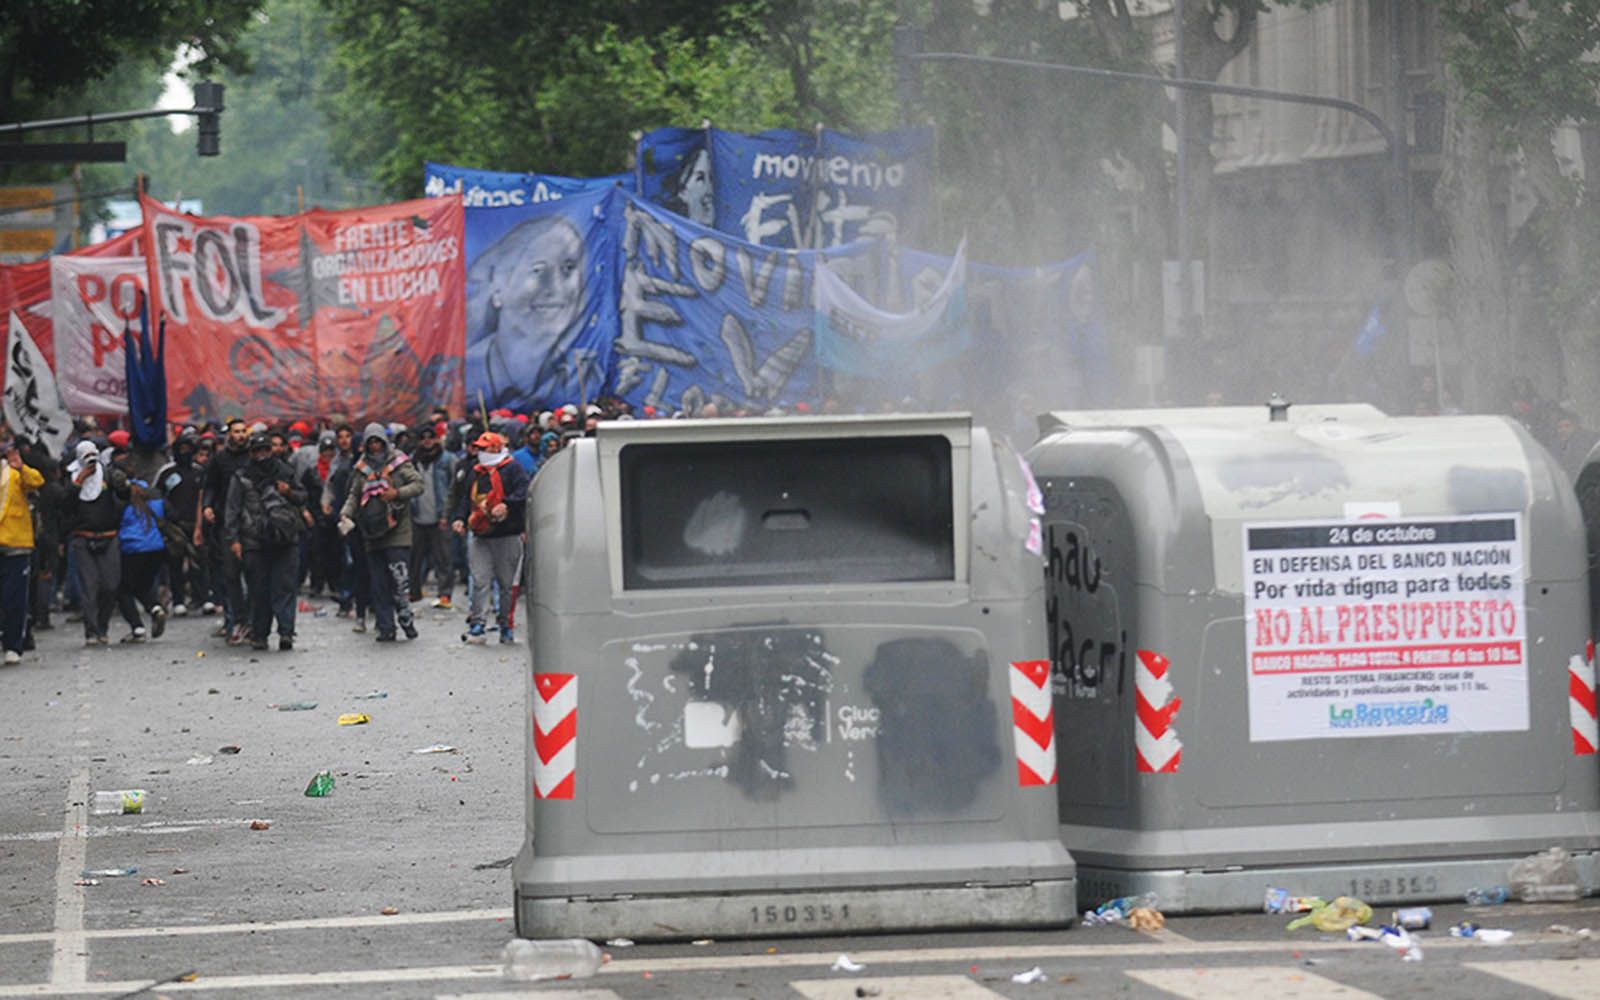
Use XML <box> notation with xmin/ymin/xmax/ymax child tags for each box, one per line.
<box><xmin>502</xmin><ymin>938</ymin><xmax>603</xmax><ymax>981</ymax></box>
<box><xmin>1464</xmin><ymin>886</ymin><xmax>1509</xmax><ymax>906</ymax></box>
<box><xmin>90</xmin><ymin>790</ymin><xmax>146</xmax><ymax>815</ymax></box>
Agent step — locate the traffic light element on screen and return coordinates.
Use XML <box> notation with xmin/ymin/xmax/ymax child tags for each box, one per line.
<box><xmin>193</xmin><ymin>81</ymin><xmax>224</xmax><ymax>157</ymax></box>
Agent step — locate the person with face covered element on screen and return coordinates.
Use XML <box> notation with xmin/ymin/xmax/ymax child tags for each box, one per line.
<box><xmin>62</xmin><ymin>440</ymin><xmax>130</xmax><ymax>646</ymax></box>
<box><xmin>451</xmin><ymin>432</ymin><xmax>529</xmax><ymax>645</ymax></box>
<box><xmin>339</xmin><ymin>423</ymin><xmax>423</xmax><ymax>642</ymax></box>
<box><xmin>464</xmin><ymin>215</ymin><xmax>586</xmax><ymax>410</ymax></box>
<box><xmin>226</xmin><ymin>433</ymin><xmax>307</xmax><ymax>650</ymax></box>
<box><xmin>156</xmin><ymin>434</ymin><xmax>205</xmax><ymax>615</ymax></box>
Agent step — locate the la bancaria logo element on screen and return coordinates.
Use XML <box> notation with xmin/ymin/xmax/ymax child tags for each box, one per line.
<box><xmin>1328</xmin><ymin>699</ymin><xmax>1450</xmax><ymax>729</ymax></box>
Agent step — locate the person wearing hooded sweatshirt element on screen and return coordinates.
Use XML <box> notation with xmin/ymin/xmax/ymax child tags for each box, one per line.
<box><xmin>228</xmin><ymin>432</ymin><xmax>308</xmax><ymax>650</ymax></box>
<box><xmin>156</xmin><ymin>433</ymin><xmax>205</xmax><ymax>615</ymax></box>
<box><xmin>200</xmin><ymin>418</ymin><xmax>253</xmax><ymax>644</ymax></box>
<box><xmin>0</xmin><ymin>434</ymin><xmax>44</xmax><ymax>663</ymax></box>
<box><xmin>451</xmin><ymin>432</ymin><xmax>529</xmax><ymax>645</ymax></box>
<box><xmin>407</xmin><ymin>424</ymin><xmax>456</xmax><ymax>608</ymax></box>
<box><xmin>63</xmin><ymin>439</ymin><xmax>129</xmax><ymax>646</ymax></box>
<box><xmin>339</xmin><ymin>423</ymin><xmax>423</xmax><ymax>642</ymax></box>
<box><xmin>115</xmin><ymin>479</ymin><xmax>168</xmax><ymax>642</ymax></box>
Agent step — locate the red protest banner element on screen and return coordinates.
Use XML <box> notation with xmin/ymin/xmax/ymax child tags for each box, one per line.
<box><xmin>0</xmin><ymin>227</ymin><xmax>143</xmax><ymax>372</ymax></box>
<box><xmin>140</xmin><ymin>195</ymin><xmax>464</xmax><ymax>424</ymax></box>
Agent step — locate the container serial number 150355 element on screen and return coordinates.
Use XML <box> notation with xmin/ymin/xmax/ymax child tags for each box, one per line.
<box><xmin>1346</xmin><ymin>874</ymin><xmax>1440</xmax><ymax>898</ymax></box>
<box><xmin>749</xmin><ymin>903</ymin><xmax>851</xmax><ymax>925</ymax></box>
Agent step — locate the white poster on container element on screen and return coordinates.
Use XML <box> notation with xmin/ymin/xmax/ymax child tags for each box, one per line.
<box><xmin>49</xmin><ymin>254</ymin><xmax>143</xmax><ymax>414</ymax></box>
<box><xmin>1243</xmin><ymin>514</ymin><xmax>1526</xmax><ymax>742</ymax></box>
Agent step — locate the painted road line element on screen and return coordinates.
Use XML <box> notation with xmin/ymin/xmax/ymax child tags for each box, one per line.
<box><xmin>791</xmin><ymin>975</ymin><xmax>1007</xmax><ymax>999</ymax></box>
<box><xmin>436</xmin><ymin>992</ymin><xmax>621</xmax><ymax>1000</ymax></box>
<box><xmin>0</xmin><ymin>908</ymin><xmax>513</xmax><ymax>947</ymax></box>
<box><xmin>1127</xmin><ymin>966</ymin><xmax>1385</xmax><ymax>999</ymax></box>
<box><xmin>47</xmin><ymin>769</ymin><xmax>89</xmax><ymax>988</ymax></box>
<box><xmin>0</xmin><ymin>965</ymin><xmax>503</xmax><ymax>997</ymax></box>
<box><xmin>1465</xmin><ymin>959</ymin><xmax>1600</xmax><ymax>1000</ymax></box>
<box><xmin>1139</xmin><ymin>926</ymin><xmax>1194</xmax><ymax>944</ymax></box>
<box><xmin>0</xmin><ymin>817</ymin><xmax>276</xmax><ymax>843</ymax></box>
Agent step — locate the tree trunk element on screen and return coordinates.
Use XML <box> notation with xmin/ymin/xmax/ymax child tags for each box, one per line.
<box><xmin>1434</xmin><ymin>64</ymin><xmax>1512</xmax><ymax>412</ymax></box>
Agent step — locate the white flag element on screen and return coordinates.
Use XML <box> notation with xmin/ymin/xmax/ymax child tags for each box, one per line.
<box><xmin>4</xmin><ymin>311</ymin><xmax>72</xmax><ymax>455</ymax></box>
<box><xmin>50</xmin><ymin>255</ymin><xmax>141</xmax><ymax>414</ymax></box>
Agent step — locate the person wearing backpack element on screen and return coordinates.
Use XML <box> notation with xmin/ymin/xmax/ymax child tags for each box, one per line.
<box><xmin>451</xmin><ymin>431</ymin><xmax>529</xmax><ymax>645</ymax></box>
<box><xmin>339</xmin><ymin>423</ymin><xmax>423</xmax><ymax>643</ymax></box>
<box><xmin>226</xmin><ymin>432</ymin><xmax>308</xmax><ymax>651</ymax></box>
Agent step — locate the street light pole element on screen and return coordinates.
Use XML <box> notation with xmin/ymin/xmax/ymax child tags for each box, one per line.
<box><xmin>1174</xmin><ymin>0</ymin><xmax>1192</xmax><ymax>346</ymax></box>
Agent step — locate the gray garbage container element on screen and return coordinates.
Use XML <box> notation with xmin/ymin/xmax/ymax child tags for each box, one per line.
<box><xmin>513</xmin><ymin>413</ymin><xmax>1074</xmax><ymax>939</ymax></box>
<box><xmin>1027</xmin><ymin>403</ymin><xmax>1600</xmax><ymax>912</ymax></box>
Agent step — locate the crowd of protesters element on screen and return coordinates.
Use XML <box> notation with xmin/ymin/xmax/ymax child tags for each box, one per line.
<box><xmin>0</xmin><ymin>394</ymin><xmax>679</xmax><ymax>665</ymax></box>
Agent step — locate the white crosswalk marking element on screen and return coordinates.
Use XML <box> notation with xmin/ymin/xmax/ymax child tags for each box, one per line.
<box><xmin>1466</xmin><ymin>959</ymin><xmax>1600</xmax><ymax>1000</ymax></box>
<box><xmin>790</xmin><ymin>975</ymin><xmax>1009</xmax><ymax>999</ymax></box>
<box><xmin>1127</xmin><ymin>966</ymin><xmax>1385</xmax><ymax>999</ymax></box>
<box><xmin>438</xmin><ymin>985</ymin><xmax>624</xmax><ymax>992</ymax></box>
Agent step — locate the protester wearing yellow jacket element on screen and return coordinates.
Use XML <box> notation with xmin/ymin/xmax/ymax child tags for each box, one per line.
<box><xmin>0</xmin><ymin>439</ymin><xmax>44</xmax><ymax>664</ymax></box>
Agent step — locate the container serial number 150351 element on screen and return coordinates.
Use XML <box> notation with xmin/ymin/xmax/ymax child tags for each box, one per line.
<box><xmin>749</xmin><ymin>903</ymin><xmax>851</xmax><ymax>925</ymax></box>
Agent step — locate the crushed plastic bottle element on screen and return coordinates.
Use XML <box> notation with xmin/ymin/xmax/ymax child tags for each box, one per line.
<box><xmin>502</xmin><ymin>938</ymin><xmax>603</xmax><ymax>981</ymax></box>
<box><xmin>304</xmin><ymin>771</ymin><xmax>335</xmax><ymax>797</ymax></box>
<box><xmin>1464</xmin><ymin>886</ymin><xmax>1509</xmax><ymax>906</ymax></box>
<box><xmin>1509</xmin><ymin>847</ymin><xmax>1583</xmax><ymax>902</ymax></box>
<box><xmin>1082</xmin><ymin>892</ymin><xmax>1158</xmax><ymax>926</ymax></box>
<box><xmin>90</xmin><ymin>790</ymin><xmax>146</xmax><ymax>815</ymax></box>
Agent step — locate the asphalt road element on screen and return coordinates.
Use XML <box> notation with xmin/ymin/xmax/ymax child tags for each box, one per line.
<box><xmin>3</xmin><ymin>598</ymin><xmax>1600</xmax><ymax>999</ymax></box>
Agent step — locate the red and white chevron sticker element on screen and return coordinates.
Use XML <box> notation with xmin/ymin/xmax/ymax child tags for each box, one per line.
<box><xmin>1010</xmin><ymin>659</ymin><xmax>1057</xmax><ymax>786</ymax></box>
<box><xmin>1571</xmin><ymin>640</ymin><xmax>1597</xmax><ymax>756</ymax></box>
<box><xmin>1135</xmin><ymin>649</ymin><xmax>1182</xmax><ymax>773</ymax></box>
<box><xmin>533</xmin><ymin>672</ymin><xmax>577</xmax><ymax>799</ymax></box>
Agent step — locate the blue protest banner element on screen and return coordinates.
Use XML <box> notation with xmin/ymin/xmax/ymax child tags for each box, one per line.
<box><xmin>814</xmin><ymin>240</ymin><xmax>968</xmax><ymax>377</ymax></box>
<box><xmin>613</xmin><ymin>191</ymin><xmax>881</xmax><ymax>415</ymax></box>
<box><xmin>709</xmin><ymin>129</ymin><xmax>815</xmax><ymax>248</ymax></box>
<box><xmin>635</xmin><ymin>127</ymin><xmax>713</xmax><ymax>227</ymax></box>
<box><xmin>813</xmin><ymin>128</ymin><xmax>931</xmax><ymax>248</ymax></box>
<box><xmin>424</xmin><ymin>161</ymin><xmax>627</xmax><ymax>209</ymax></box>
<box><xmin>462</xmin><ymin>185</ymin><xmax>623</xmax><ymax>412</ymax></box>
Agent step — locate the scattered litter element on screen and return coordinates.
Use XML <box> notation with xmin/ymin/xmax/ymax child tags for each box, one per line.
<box><xmin>1450</xmin><ymin>922</ymin><xmax>1479</xmax><ymax>938</ymax></box>
<box><xmin>73</xmin><ymin>878</ymin><xmax>99</xmax><ymax>887</ymax></box>
<box><xmin>249</xmin><ymin>819</ymin><xmax>271</xmax><ymax>830</ymax></box>
<box><xmin>90</xmin><ymin>789</ymin><xmax>146</xmax><ymax>815</ymax></box>
<box><xmin>832</xmin><ymin>954</ymin><xmax>865</xmax><ymax>973</ymax></box>
<box><xmin>1393</xmin><ymin>906</ymin><xmax>1432</xmax><ymax>930</ymax></box>
<box><xmin>1547</xmin><ymin>924</ymin><xmax>1594</xmax><ymax>939</ymax></box>
<box><xmin>690</xmin><ymin>938</ymin><xmax>714</xmax><ymax>946</ymax></box>
<box><xmin>304</xmin><ymin>771</ymin><xmax>335</xmax><ymax>797</ymax></box>
<box><xmin>273</xmin><ymin>701</ymin><xmax>317</xmax><ymax>711</ymax></box>
<box><xmin>142</xmin><ymin>877</ymin><xmax>166</xmax><ymax>887</ymax></box>
<box><xmin>381</xmin><ymin>906</ymin><xmax>399</xmax><ymax>915</ymax></box>
<box><xmin>207</xmin><ymin>688</ymin><xmax>220</xmax><ymax>695</ymax></box>
<box><xmin>337</xmin><ymin>713</ymin><xmax>370</xmax><ymax>726</ymax></box>
<box><xmin>185</xmin><ymin>755</ymin><xmax>213</xmax><ymax>766</ymax></box>
<box><xmin>313</xmin><ymin>607</ymin><xmax>330</xmax><ymax>618</ymax></box>
<box><xmin>1464</xmin><ymin>886</ymin><xmax>1508</xmax><ymax>906</ymax></box>
<box><xmin>195</xmin><ymin>651</ymin><xmax>205</xmax><ymax>658</ymax></box>
<box><xmin>1474</xmin><ymin>928</ymin><xmax>1514</xmax><ymax>945</ymax></box>
<box><xmin>297</xmin><ymin>600</ymin><xmax>314</xmax><ymax>612</ymax></box>
<box><xmin>1510</xmin><ymin>846</ymin><xmax>1583</xmax><ymax>901</ymax></box>
<box><xmin>1011</xmin><ymin>967</ymin><xmax>1046</xmax><ymax>984</ymax></box>
<box><xmin>1350</xmin><ymin>925</ymin><xmax>1422</xmax><ymax>961</ymax></box>
<box><xmin>171</xmin><ymin>868</ymin><xmax>189</xmax><ymax>875</ymax></box>
<box><xmin>217</xmin><ymin>745</ymin><xmax>242</xmax><ymax>755</ymax></box>
<box><xmin>354</xmin><ymin>690</ymin><xmax>388</xmax><ymax>700</ymax></box>
<box><xmin>81</xmin><ymin>867</ymin><xmax>136</xmax><ymax>878</ymax></box>
<box><xmin>1264</xmin><ymin>888</ymin><xmax>1322</xmax><ymax>914</ymax></box>
<box><xmin>1083</xmin><ymin>892</ymin><xmax>1158</xmax><ymax>926</ymax></box>
<box><xmin>605</xmin><ymin>938</ymin><xmax>634</xmax><ymax>948</ymax></box>
<box><xmin>1287</xmin><ymin>896</ymin><xmax>1371</xmax><ymax>932</ymax></box>
<box><xmin>411</xmin><ymin>744</ymin><xmax>457</xmax><ymax>754</ymax></box>
<box><xmin>1127</xmin><ymin>907</ymin><xmax>1165</xmax><ymax>931</ymax></box>
<box><xmin>855</xmin><ymin>987</ymin><xmax>882</xmax><ymax>998</ymax></box>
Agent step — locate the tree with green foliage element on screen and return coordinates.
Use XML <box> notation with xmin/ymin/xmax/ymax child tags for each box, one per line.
<box><xmin>1433</xmin><ymin>0</ymin><xmax>1600</xmax><ymax>418</ymax></box>
<box><xmin>321</xmin><ymin>0</ymin><xmax>898</xmax><ymax>199</ymax></box>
